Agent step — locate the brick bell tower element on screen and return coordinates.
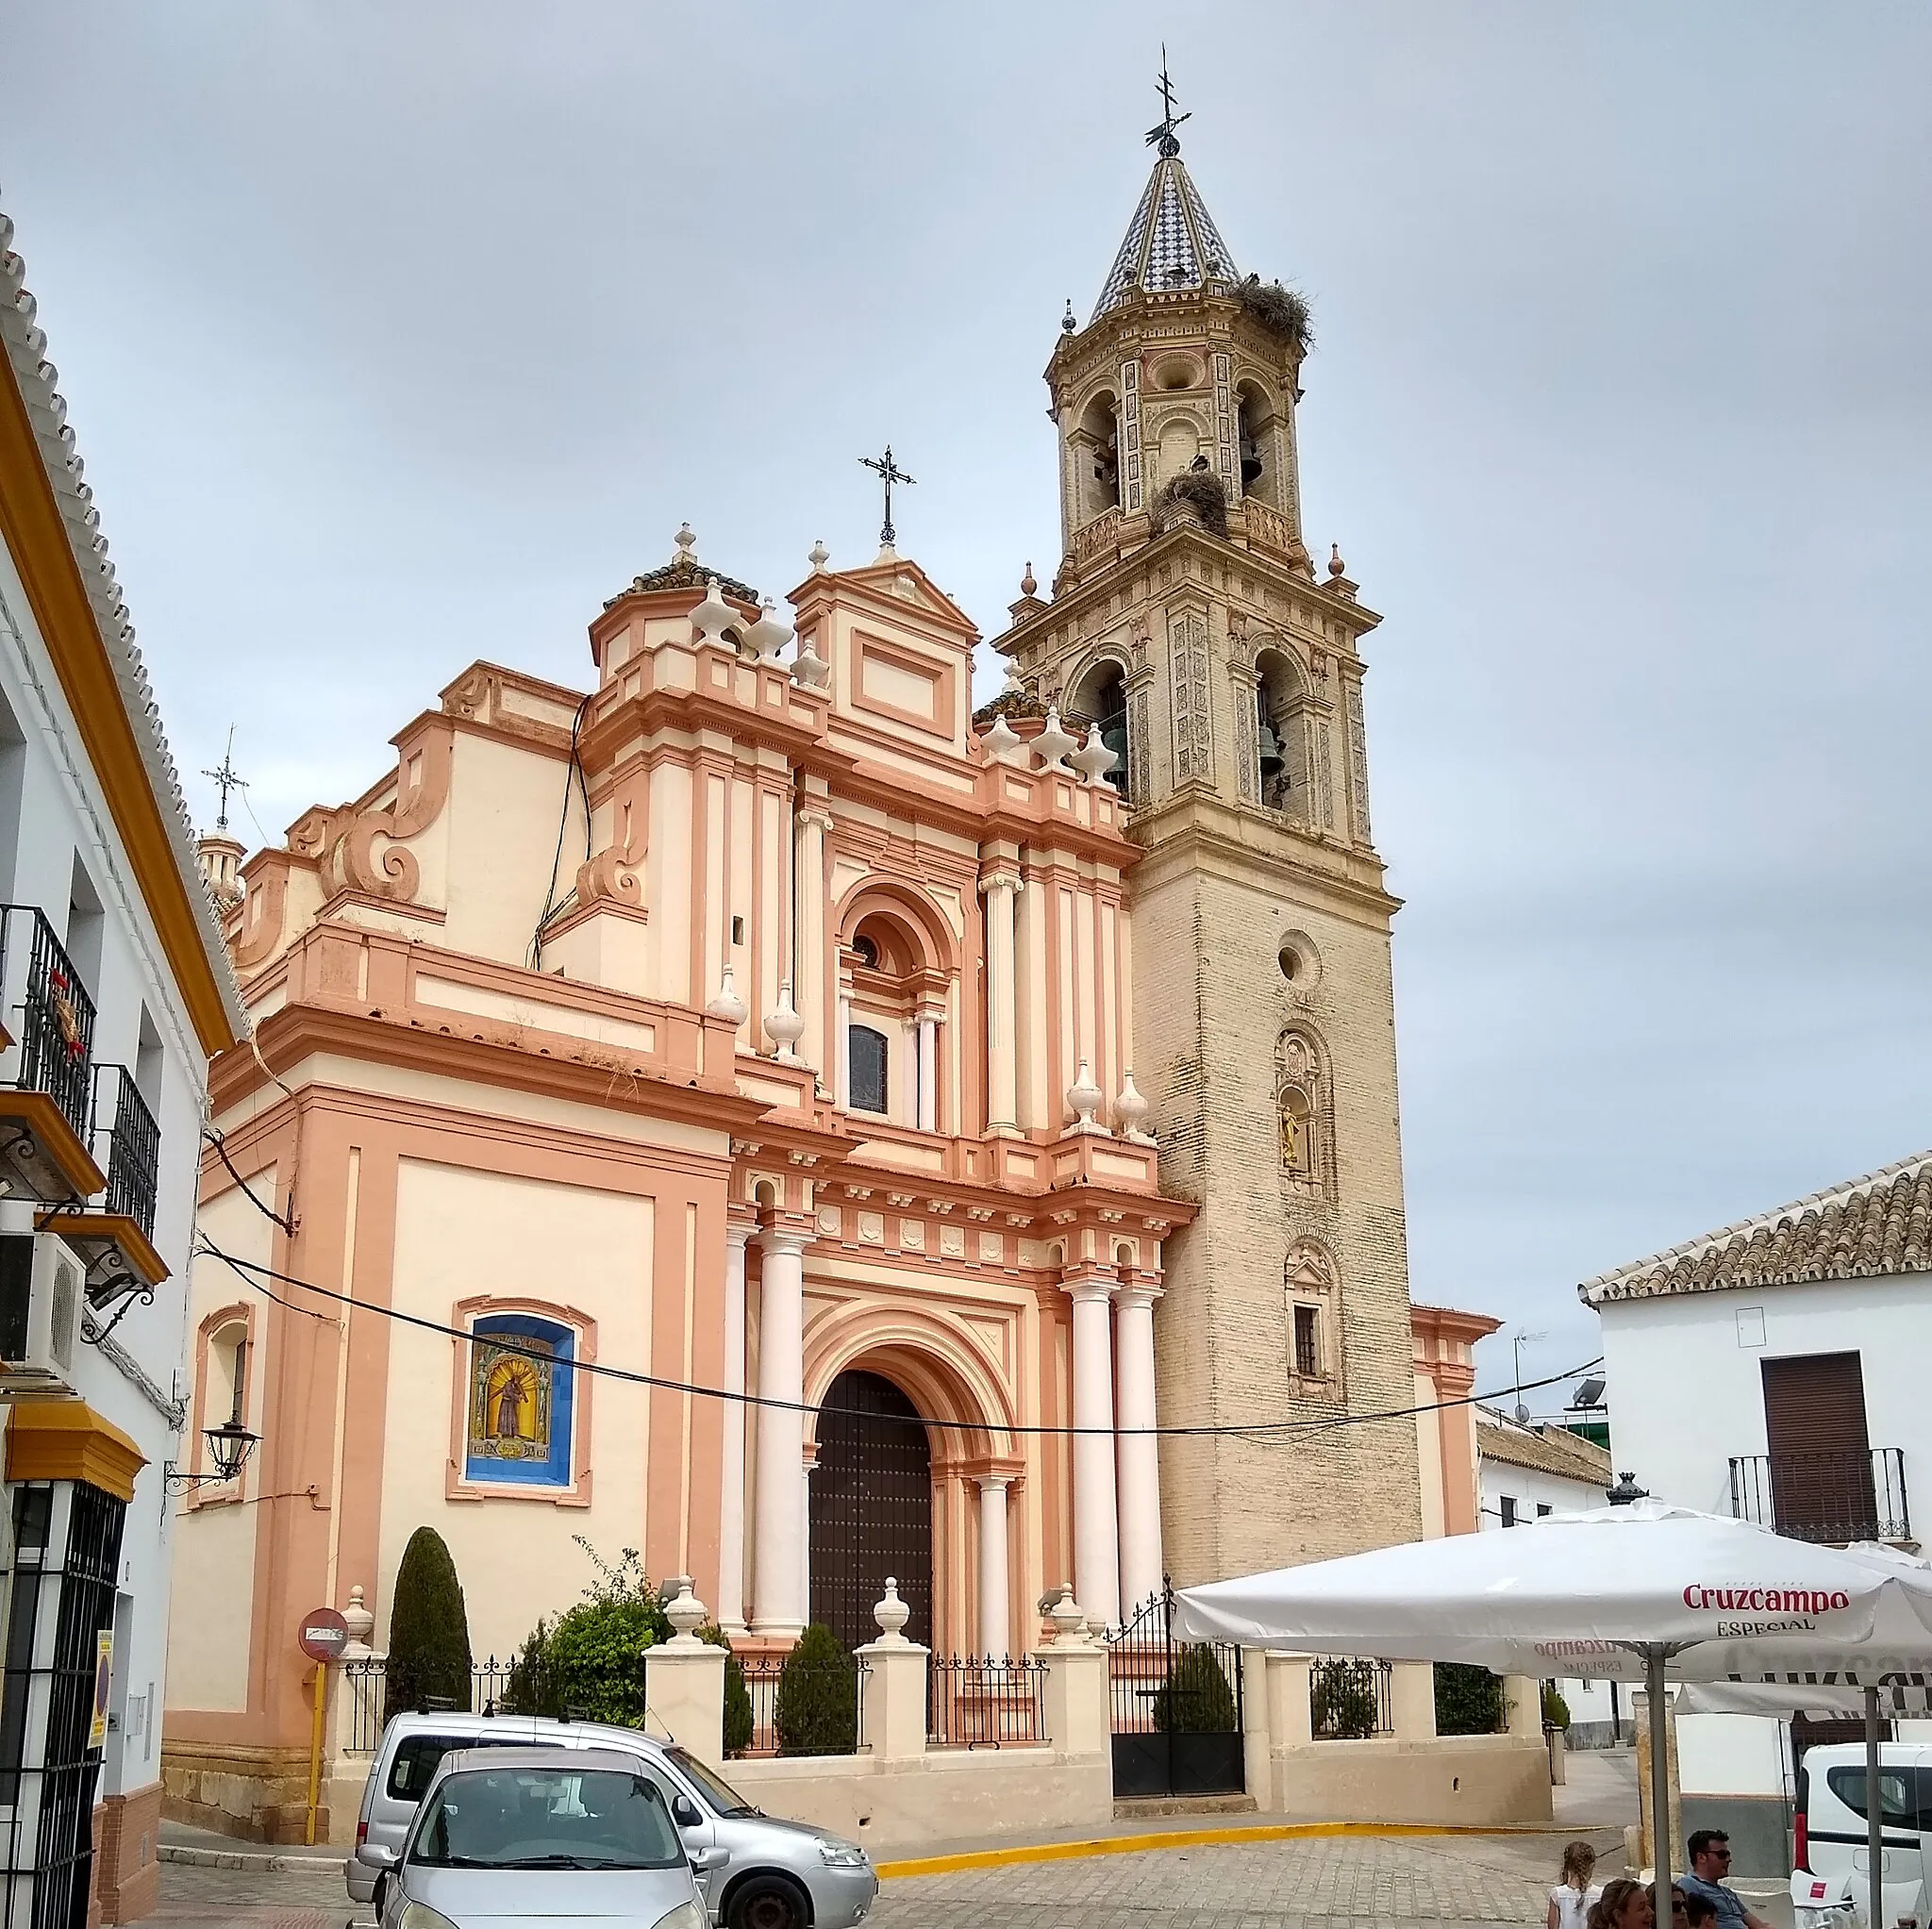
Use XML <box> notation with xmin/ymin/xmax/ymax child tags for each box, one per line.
<box><xmin>990</xmin><ymin>89</ymin><xmax>1423</xmax><ymax>1585</ymax></box>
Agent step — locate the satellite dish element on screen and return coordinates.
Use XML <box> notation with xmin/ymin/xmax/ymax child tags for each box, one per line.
<box><xmin>1513</xmin><ymin>1403</ymin><xmax>1531</xmax><ymax>1425</ymax></box>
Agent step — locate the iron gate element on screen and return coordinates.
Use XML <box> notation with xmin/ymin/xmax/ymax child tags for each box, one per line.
<box><xmin>1107</xmin><ymin>1581</ymin><xmax>1244</xmax><ymax>1799</ymax></box>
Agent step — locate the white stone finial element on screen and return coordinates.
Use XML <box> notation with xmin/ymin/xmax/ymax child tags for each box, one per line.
<box><xmin>1114</xmin><ymin>1069</ymin><xmax>1152</xmax><ymax>1141</ymax></box>
<box><xmin>746</xmin><ymin>597</ymin><xmax>792</xmax><ymax>662</ymax></box>
<box><xmin>872</xmin><ymin>1577</ymin><xmax>912</xmax><ymax>1646</ymax></box>
<box><xmin>341</xmin><ymin>1583</ymin><xmax>375</xmax><ymax>1660</ymax></box>
<box><xmin>981</xmin><ymin>711</ymin><xmax>1025</xmax><ymax>766</ymax></box>
<box><xmin>1034</xmin><ymin>706</ymin><xmax>1077</xmax><ymax>773</ymax></box>
<box><xmin>1072</xmin><ymin>723</ymin><xmax>1118</xmax><ymax>787</ymax></box>
<box><xmin>1049</xmin><ymin>1585</ymin><xmax>1090</xmax><ymax>1647</ymax></box>
<box><xmin>792</xmin><ymin>633</ymin><xmax>831</xmax><ymax>690</ymax></box>
<box><xmin>691</xmin><ymin>575</ymin><xmax>737</xmax><ymax>649</ymax></box>
<box><xmin>1067</xmin><ymin>1057</ymin><xmax>1105</xmax><ymax>1134</ymax></box>
<box><xmin>663</xmin><ymin>1575</ymin><xmax>709</xmax><ymax>1649</ymax></box>
<box><xmin>808</xmin><ymin>538</ymin><xmax>829</xmax><ymax>574</ymax></box>
<box><xmin>675</xmin><ymin>523</ymin><xmax>698</xmax><ymax>563</ymax></box>
<box><xmin>707</xmin><ymin>963</ymin><xmax>748</xmax><ymax>1028</ymax></box>
<box><xmin>764</xmin><ymin>979</ymin><xmax>805</xmax><ymax>1061</ymax></box>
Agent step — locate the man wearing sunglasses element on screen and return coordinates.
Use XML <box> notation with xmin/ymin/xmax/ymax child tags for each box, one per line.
<box><xmin>1679</xmin><ymin>1831</ymin><xmax>1773</xmax><ymax>1929</ymax></box>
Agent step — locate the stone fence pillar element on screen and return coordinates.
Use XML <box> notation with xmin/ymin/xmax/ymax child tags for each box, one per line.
<box><xmin>1038</xmin><ymin>1588</ymin><xmax>1108</xmax><ymax>1756</ymax></box>
<box><xmin>643</xmin><ymin>1579</ymin><xmax>727</xmax><ymax>1770</ymax></box>
<box><xmin>855</xmin><ymin>1579</ymin><xmax>929</xmax><ymax>1762</ymax></box>
<box><xmin>1391</xmin><ymin>1662</ymin><xmax>1437</xmax><ymax>1741</ymax></box>
<box><xmin>1242</xmin><ymin>1652</ymin><xmax>1312</xmax><ymax>1812</ymax></box>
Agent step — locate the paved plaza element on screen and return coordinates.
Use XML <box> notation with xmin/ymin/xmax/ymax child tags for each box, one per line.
<box><xmin>151</xmin><ymin>1827</ymin><xmax>1618</xmax><ymax>1929</ymax></box>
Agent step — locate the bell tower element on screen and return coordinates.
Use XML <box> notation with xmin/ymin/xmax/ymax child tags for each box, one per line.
<box><xmin>991</xmin><ymin>89</ymin><xmax>1424</xmax><ymax>1585</ymax></box>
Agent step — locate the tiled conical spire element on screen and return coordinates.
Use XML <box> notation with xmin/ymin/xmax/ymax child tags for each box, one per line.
<box><xmin>1091</xmin><ymin>150</ymin><xmax>1239</xmax><ymax>323</ymax></box>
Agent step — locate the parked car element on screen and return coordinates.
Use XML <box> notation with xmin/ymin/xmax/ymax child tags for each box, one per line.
<box><xmin>349</xmin><ymin>1709</ymin><xmax>876</xmax><ymax>1929</ymax></box>
<box><xmin>1790</xmin><ymin>1741</ymin><xmax>1931</xmax><ymax>1929</ymax></box>
<box><xmin>366</xmin><ymin>1746</ymin><xmax>708</xmax><ymax>1929</ymax></box>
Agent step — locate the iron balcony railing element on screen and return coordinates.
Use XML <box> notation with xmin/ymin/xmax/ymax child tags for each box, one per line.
<box><xmin>92</xmin><ymin>1067</ymin><xmax>159</xmax><ymax>1239</ymax></box>
<box><xmin>1729</xmin><ymin>1448</ymin><xmax>1909</xmax><ymax>1543</ymax></box>
<box><xmin>0</xmin><ymin>906</ymin><xmax>96</xmax><ymax>1142</ymax></box>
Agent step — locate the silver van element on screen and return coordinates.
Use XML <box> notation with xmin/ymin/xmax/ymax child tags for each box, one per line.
<box><xmin>349</xmin><ymin>1710</ymin><xmax>875</xmax><ymax>1929</ymax></box>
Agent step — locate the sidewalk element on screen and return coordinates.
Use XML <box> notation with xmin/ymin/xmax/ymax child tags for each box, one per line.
<box><xmin>160</xmin><ymin>1819</ymin><xmax>345</xmax><ymax>1872</ymax></box>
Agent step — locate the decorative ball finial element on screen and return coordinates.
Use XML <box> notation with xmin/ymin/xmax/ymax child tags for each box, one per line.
<box><xmin>1328</xmin><ymin>542</ymin><xmax>1346</xmax><ymax>579</ymax></box>
<box><xmin>1020</xmin><ymin>561</ymin><xmax>1037</xmax><ymax>598</ymax></box>
<box><xmin>808</xmin><ymin>538</ymin><xmax>829</xmax><ymax>574</ymax></box>
<box><xmin>707</xmin><ymin>963</ymin><xmax>748</xmax><ymax>1028</ymax></box>
<box><xmin>873</xmin><ymin>1576</ymin><xmax>912</xmax><ymax>1645</ymax></box>
<box><xmin>675</xmin><ymin>523</ymin><xmax>697</xmax><ymax>560</ymax></box>
<box><xmin>1060</xmin><ymin>299</ymin><xmax>1076</xmax><ymax>335</ymax></box>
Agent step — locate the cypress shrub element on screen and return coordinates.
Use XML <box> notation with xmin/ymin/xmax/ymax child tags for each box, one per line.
<box><xmin>1153</xmin><ymin>1644</ymin><xmax>1238</xmax><ymax>1733</ymax></box>
<box><xmin>385</xmin><ymin>1527</ymin><xmax>474</xmax><ymax>1726</ymax></box>
<box><xmin>1435</xmin><ymin>1661</ymin><xmax>1507</xmax><ymax>1736</ymax></box>
<box><xmin>1311</xmin><ymin>1658</ymin><xmax>1381</xmax><ymax>1739</ymax></box>
<box><xmin>774</xmin><ymin>1623</ymin><xmax>857</xmax><ymax>1756</ymax></box>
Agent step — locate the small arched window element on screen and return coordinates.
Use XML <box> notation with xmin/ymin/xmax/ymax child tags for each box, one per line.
<box><xmin>465</xmin><ymin>1313</ymin><xmax>577</xmax><ymax>1488</ymax></box>
<box><xmin>849</xmin><ymin>1024</ymin><xmax>889</xmax><ymax>1117</ymax></box>
<box><xmin>1076</xmin><ymin>393</ymin><xmax>1122</xmax><ymax>524</ymax></box>
<box><xmin>1069</xmin><ymin>659</ymin><xmax>1130</xmax><ymax>799</ymax></box>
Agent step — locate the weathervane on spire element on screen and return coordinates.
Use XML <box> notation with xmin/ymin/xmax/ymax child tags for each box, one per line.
<box><xmin>202</xmin><ymin>726</ymin><xmax>247</xmax><ymax>834</ymax></box>
<box><xmin>1146</xmin><ymin>45</ymin><xmax>1191</xmax><ymax>158</ymax></box>
<box><xmin>858</xmin><ymin>444</ymin><xmax>916</xmax><ymax>548</ymax></box>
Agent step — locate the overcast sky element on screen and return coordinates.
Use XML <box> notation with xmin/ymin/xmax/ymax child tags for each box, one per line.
<box><xmin>6</xmin><ymin>2</ymin><xmax>1930</xmax><ymax>1422</ymax></box>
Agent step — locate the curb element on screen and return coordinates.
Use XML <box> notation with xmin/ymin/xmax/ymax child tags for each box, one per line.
<box><xmin>160</xmin><ymin>1845</ymin><xmax>346</xmax><ymax>1872</ymax></box>
<box><xmin>875</xmin><ymin>1818</ymin><xmax>1630</xmax><ymax>1880</ymax></box>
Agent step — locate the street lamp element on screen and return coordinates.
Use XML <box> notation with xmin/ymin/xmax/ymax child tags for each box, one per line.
<box><xmin>1605</xmin><ymin>1471</ymin><xmax>1648</xmax><ymax>1506</ymax></box>
<box><xmin>163</xmin><ymin>1417</ymin><xmax>260</xmax><ymax>1492</ymax></box>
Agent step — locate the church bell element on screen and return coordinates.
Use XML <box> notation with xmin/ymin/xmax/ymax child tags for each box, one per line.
<box><xmin>1257</xmin><ymin>719</ymin><xmax>1285</xmax><ymax>778</ymax></box>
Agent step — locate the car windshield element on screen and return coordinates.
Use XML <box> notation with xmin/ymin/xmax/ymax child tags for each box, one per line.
<box><xmin>409</xmin><ymin>1767</ymin><xmax>684</xmax><ymax>1870</ymax></box>
<box><xmin>663</xmin><ymin>1746</ymin><xmax>758</xmax><ymax>1818</ymax></box>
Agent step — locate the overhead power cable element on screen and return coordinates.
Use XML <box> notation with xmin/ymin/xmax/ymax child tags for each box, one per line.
<box><xmin>194</xmin><ymin>1233</ymin><xmax>1602</xmax><ymax>1444</ymax></box>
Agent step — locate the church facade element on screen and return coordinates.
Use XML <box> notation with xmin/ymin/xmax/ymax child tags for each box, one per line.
<box><xmin>165</xmin><ymin>124</ymin><xmax>1423</xmax><ymax>1838</ymax></box>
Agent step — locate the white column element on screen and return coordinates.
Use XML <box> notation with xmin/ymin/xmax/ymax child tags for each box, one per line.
<box><xmin>1066</xmin><ymin>1274</ymin><xmax>1122</xmax><ymax>1629</ymax></box>
<box><xmin>794</xmin><ymin>808</ymin><xmax>830</xmax><ymax>1077</ymax></box>
<box><xmin>976</xmin><ymin>1476</ymin><xmax>1011</xmax><ymax>1657</ymax></box>
<box><xmin>982</xmin><ymin>874</ymin><xmax>1019</xmax><ymax>1132</ymax></box>
<box><xmin>717</xmin><ymin>1218</ymin><xmax>753</xmax><ymax>1634</ymax></box>
<box><xmin>751</xmin><ymin>1225</ymin><xmax>808</xmax><ymax>1638</ymax></box>
<box><xmin>835</xmin><ymin>982</ymin><xmax>852</xmax><ymax>1109</ymax></box>
<box><xmin>916</xmin><ymin>1014</ymin><xmax>939</xmax><ymax>1133</ymax></box>
<box><xmin>1113</xmin><ymin>1278</ymin><xmax>1164</xmax><ymax>1616</ymax></box>
<box><xmin>800</xmin><ymin>1447</ymin><xmax>817</xmax><ymax>1631</ymax></box>
<box><xmin>901</xmin><ymin>1019</ymin><xmax>919</xmax><ymax>1126</ymax></box>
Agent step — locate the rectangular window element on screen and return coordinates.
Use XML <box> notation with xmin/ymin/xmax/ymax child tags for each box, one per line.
<box><xmin>1292</xmin><ymin>1305</ymin><xmax>1319</xmax><ymax>1379</ymax></box>
<box><xmin>1536</xmin><ymin>1504</ymin><xmax>1553</xmax><ymax>1519</ymax></box>
<box><xmin>1500</xmin><ymin>1496</ymin><xmax>1518</xmax><ymax>1528</ymax></box>
<box><xmin>1760</xmin><ymin>1351</ymin><xmax>1877</xmax><ymax>1539</ymax></box>
<box><xmin>65</xmin><ymin>855</ymin><xmax>105</xmax><ymax>999</ymax></box>
<box><xmin>848</xmin><ymin>1024</ymin><xmax>889</xmax><ymax>1116</ymax></box>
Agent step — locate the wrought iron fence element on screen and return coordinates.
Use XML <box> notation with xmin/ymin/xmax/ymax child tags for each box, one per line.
<box><xmin>730</xmin><ymin>1655</ymin><xmax>785</xmax><ymax>1759</ymax></box>
<box><xmin>1729</xmin><ymin>1449</ymin><xmax>1909</xmax><ymax>1543</ymax></box>
<box><xmin>1310</xmin><ymin>1657</ymin><xmax>1394</xmax><ymax>1740</ymax></box>
<box><xmin>341</xmin><ymin>1659</ymin><xmax>387</xmax><ymax>1754</ymax></box>
<box><xmin>1106</xmin><ymin>1583</ymin><xmax>1246</xmax><ymax>1800</ymax></box>
<box><xmin>926</xmin><ymin>1655</ymin><xmax>1046</xmax><ymax>1748</ymax></box>
<box><xmin>726</xmin><ymin>1651</ymin><xmax>869</xmax><ymax>1759</ymax></box>
<box><xmin>92</xmin><ymin>1066</ymin><xmax>159</xmax><ymax>1239</ymax></box>
<box><xmin>1</xmin><ymin>906</ymin><xmax>96</xmax><ymax>1141</ymax></box>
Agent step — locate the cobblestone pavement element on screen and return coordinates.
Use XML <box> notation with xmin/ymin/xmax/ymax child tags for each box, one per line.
<box><xmin>154</xmin><ymin>1829</ymin><xmax>1602</xmax><ymax>1929</ymax></box>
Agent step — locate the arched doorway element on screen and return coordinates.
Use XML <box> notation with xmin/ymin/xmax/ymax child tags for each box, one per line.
<box><xmin>809</xmin><ymin>1370</ymin><xmax>932</xmax><ymax>1653</ymax></box>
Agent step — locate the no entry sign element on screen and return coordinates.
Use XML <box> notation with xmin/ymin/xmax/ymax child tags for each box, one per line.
<box><xmin>298</xmin><ymin>1607</ymin><xmax>350</xmax><ymax>1664</ymax></box>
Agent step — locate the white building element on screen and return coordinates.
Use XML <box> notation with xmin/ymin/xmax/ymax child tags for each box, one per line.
<box><xmin>0</xmin><ymin>209</ymin><xmax>244</xmax><ymax>1925</ymax></box>
<box><xmin>1579</xmin><ymin>1151</ymin><xmax>1932</xmax><ymax>1874</ymax></box>
<box><xmin>1475</xmin><ymin>1409</ymin><xmax>1621</xmax><ymax>1744</ymax></box>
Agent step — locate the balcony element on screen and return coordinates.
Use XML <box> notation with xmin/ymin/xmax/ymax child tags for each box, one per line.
<box><xmin>1728</xmin><ymin>1449</ymin><xmax>1910</xmax><ymax>1543</ymax></box>
<box><xmin>0</xmin><ymin>906</ymin><xmax>107</xmax><ymax>1205</ymax></box>
<box><xmin>37</xmin><ymin>1067</ymin><xmax>169</xmax><ymax>1318</ymax></box>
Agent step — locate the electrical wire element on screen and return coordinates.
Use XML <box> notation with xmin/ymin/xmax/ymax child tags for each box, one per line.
<box><xmin>202</xmin><ymin>1127</ymin><xmax>296</xmax><ymax>1237</ymax></box>
<box><xmin>193</xmin><ymin>1231</ymin><xmax>1602</xmax><ymax>1443</ymax></box>
<box><xmin>529</xmin><ymin>692</ymin><xmax>594</xmax><ymax>972</ymax></box>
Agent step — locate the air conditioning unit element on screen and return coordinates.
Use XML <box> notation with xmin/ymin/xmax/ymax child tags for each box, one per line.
<box><xmin>0</xmin><ymin>1232</ymin><xmax>84</xmax><ymax>1391</ymax></box>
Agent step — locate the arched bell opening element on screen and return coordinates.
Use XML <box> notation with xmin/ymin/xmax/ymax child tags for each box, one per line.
<box><xmin>1068</xmin><ymin>657</ymin><xmax>1130</xmax><ymax>798</ymax></box>
<box><xmin>1074</xmin><ymin>392</ymin><xmax>1122</xmax><ymax>524</ymax></box>
<box><xmin>1236</xmin><ymin>381</ymin><xmax>1284</xmax><ymax>507</ymax></box>
<box><xmin>1255</xmin><ymin>648</ymin><xmax>1307</xmax><ymax>818</ymax></box>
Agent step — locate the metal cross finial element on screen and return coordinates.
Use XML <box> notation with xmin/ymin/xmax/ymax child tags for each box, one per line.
<box><xmin>858</xmin><ymin>445</ymin><xmax>916</xmax><ymax>547</ymax></box>
<box><xmin>1146</xmin><ymin>45</ymin><xmax>1191</xmax><ymax>158</ymax></box>
<box><xmin>202</xmin><ymin>726</ymin><xmax>248</xmax><ymax>833</ymax></box>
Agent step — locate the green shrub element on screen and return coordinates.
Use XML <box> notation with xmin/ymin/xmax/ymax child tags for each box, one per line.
<box><xmin>1435</xmin><ymin>1661</ymin><xmax>1507</xmax><ymax>1736</ymax></box>
<box><xmin>1542</xmin><ymin>1683</ymin><xmax>1573</xmax><ymax>1730</ymax></box>
<box><xmin>774</xmin><ymin>1623</ymin><xmax>857</xmax><ymax>1757</ymax></box>
<box><xmin>1153</xmin><ymin>1644</ymin><xmax>1238</xmax><ymax>1734</ymax></box>
<box><xmin>385</xmin><ymin>1527</ymin><xmax>474</xmax><ymax>1726</ymax></box>
<box><xmin>500</xmin><ymin>1617</ymin><xmax>559</xmax><ymax>1719</ymax></box>
<box><xmin>723</xmin><ymin>1655</ymin><xmax>754</xmax><ymax>1755</ymax></box>
<box><xmin>1311</xmin><ymin>1658</ymin><xmax>1381</xmax><ymax>1739</ymax></box>
<box><xmin>496</xmin><ymin>1539</ymin><xmax>676</xmax><ymax>1728</ymax></box>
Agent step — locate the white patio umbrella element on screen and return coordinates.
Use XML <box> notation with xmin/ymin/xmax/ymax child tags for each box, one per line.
<box><xmin>1173</xmin><ymin>1501</ymin><xmax>1932</xmax><ymax>1923</ymax></box>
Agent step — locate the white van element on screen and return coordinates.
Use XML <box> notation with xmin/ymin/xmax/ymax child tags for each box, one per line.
<box><xmin>1791</xmin><ymin>1742</ymin><xmax>1930</xmax><ymax>1929</ymax></box>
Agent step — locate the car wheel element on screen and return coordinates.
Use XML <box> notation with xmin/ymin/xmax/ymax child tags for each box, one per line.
<box><xmin>725</xmin><ymin>1874</ymin><xmax>809</xmax><ymax>1929</ymax></box>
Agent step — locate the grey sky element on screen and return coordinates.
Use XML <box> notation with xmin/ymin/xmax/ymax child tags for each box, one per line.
<box><xmin>6</xmin><ymin>2</ymin><xmax>1929</xmax><ymax>1418</ymax></box>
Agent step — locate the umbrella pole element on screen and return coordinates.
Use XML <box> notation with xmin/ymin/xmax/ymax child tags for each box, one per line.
<box><xmin>1647</xmin><ymin>1646</ymin><xmax>1673</xmax><ymax>1902</ymax></box>
<box><xmin>1865</xmin><ymin>1684</ymin><xmax>1882</xmax><ymax>1929</ymax></box>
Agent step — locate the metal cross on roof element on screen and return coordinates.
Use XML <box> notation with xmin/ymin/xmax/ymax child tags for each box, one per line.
<box><xmin>202</xmin><ymin>726</ymin><xmax>247</xmax><ymax>833</ymax></box>
<box><xmin>859</xmin><ymin>445</ymin><xmax>916</xmax><ymax>547</ymax></box>
<box><xmin>1146</xmin><ymin>45</ymin><xmax>1191</xmax><ymax>158</ymax></box>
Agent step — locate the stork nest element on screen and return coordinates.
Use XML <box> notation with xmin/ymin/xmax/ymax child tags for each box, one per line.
<box><xmin>1153</xmin><ymin>469</ymin><xmax>1230</xmax><ymax>540</ymax></box>
<box><xmin>1236</xmin><ymin>275</ymin><xmax>1313</xmax><ymax>358</ymax></box>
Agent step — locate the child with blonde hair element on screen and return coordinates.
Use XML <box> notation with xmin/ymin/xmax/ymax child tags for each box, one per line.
<box><xmin>1551</xmin><ymin>1841</ymin><xmax>1603</xmax><ymax>1929</ymax></box>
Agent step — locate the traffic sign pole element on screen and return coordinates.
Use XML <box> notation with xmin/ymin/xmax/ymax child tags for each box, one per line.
<box><xmin>297</xmin><ymin>1608</ymin><xmax>350</xmax><ymax>1846</ymax></box>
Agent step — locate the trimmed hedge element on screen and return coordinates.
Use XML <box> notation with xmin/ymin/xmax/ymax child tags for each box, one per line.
<box><xmin>774</xmin><ymin>1623</ymin><xmax>857</xmax><ymax>1756</ymax></box>
<box><xmin>385</xmin><ymin>1527</ymin><xmax>473</xmax><ymax>1726</ymax></box>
